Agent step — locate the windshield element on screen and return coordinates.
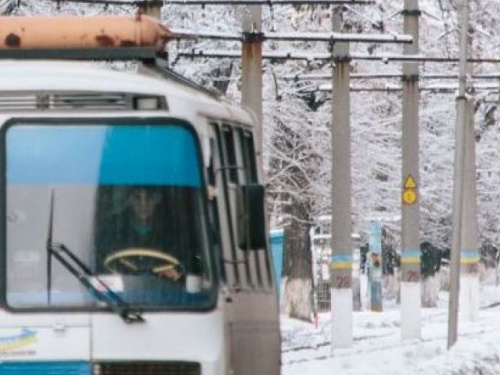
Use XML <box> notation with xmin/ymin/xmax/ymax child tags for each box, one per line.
<box><xmin>5</xmin><ymin>122</ymin><xmax>216</xmax><ymax>311</ymax></box>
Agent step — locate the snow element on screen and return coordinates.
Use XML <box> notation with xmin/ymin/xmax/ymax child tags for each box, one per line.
<box><xmin>282</xmin><ymin>285</ymin><xmax>500</xmax><ymax>375</ymax></box>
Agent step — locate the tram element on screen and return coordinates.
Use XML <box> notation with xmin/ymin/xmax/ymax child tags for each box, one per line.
<box><xmin>0</xmin><ymin>15</ymin><xmax>280</xmax><ymax>375</ymax></box>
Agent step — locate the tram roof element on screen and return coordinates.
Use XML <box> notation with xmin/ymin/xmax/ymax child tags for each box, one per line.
<box><xmin>0</xmin><ymin>60</ymin><xmax>255</xmax><ymax>126</ymax></box>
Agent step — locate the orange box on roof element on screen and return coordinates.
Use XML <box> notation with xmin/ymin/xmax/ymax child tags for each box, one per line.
<box><xmin>0</xmin><ymin>14</ymin><xmax>171</xmax><ymax>51</ymax></box>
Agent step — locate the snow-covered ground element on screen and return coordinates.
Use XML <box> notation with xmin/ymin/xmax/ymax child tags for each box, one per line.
<box><xmin>282</xmin><ymin>286</ymin><xmax>500</xmax><ymax>375</ymax></box>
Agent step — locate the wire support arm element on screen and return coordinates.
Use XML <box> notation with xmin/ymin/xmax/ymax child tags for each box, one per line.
<box><xmin>171</xmin><ymin>28</ymin><xmax>412</xmax><ymax>44</ymax></box>
<box><xmin>174</xmin><ymin>49</ymin><xmax>500</xmax><ymax>64</ymax></box>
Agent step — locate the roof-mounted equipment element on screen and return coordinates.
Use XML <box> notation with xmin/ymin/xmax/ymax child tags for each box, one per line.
<box><xmin>0</xmin><ymin>14</ymin><xmax>172</xmax><ymax>60</ymax></box>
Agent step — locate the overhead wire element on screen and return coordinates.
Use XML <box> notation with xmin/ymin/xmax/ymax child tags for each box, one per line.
<box><xmin>46</xmin><ymin>0</ymin><xmax>374</xmax><ymax>7</ymax></box>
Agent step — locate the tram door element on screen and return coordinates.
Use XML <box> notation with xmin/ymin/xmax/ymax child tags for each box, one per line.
<box><xmin>208</xmin><ymin>122</ymin><xmax>280</xmax><ymax>375</ymax></box>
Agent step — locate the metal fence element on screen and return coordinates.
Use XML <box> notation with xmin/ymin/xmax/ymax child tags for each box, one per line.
<box><xmin>314</xmin><ymin>280</ymin><xmax>331</xmax><ymax>312</ymax></box>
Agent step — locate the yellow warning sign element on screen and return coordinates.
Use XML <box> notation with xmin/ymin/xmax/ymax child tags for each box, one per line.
<box><xmin>402</xmin><ymin>189</ymin><xmax>417</xmax><ymax>205</ymax></box>
<box><xmin>403</xmin><ymin>175</ymin><xmax>417</xmax><ymax>205</ymax></box>
<box><xmin>404</xmin><ymin>175</ymin><xmax>417</xmax><ymax>189</ymax></box>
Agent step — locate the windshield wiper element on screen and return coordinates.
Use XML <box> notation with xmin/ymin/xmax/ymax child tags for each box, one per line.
<box><xmin>46</xmin><ymin>191</ymin><xmax>144</xmax><ymax>324</ymax></box>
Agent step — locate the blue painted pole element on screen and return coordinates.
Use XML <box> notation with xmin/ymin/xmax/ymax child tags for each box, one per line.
<box><xmin>270</xmin><ymin>229</ymin><xmax>284</xmax><ymax>298</ymax></box>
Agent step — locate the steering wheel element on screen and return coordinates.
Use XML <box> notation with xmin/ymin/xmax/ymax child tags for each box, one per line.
<box><xmin>104</xmin><ymin>248</ymin><xmax>184</xmax><ymax>281</ymax></box>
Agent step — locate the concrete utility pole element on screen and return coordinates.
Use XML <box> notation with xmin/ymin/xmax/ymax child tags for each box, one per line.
<box><xmin>401</xmin><ymin>0</ymin><xmax>421</xmax><ymax>341</ymax></box>
<box><xmin>448</xmin><ymin>0</ymin><xmax>470</xmax><ymax>350</ymax></box>
<box><xmin>330</xmin><ymin>7</ymin><xmax>353</xmax><ymax>350</ymax></box>
<box><xmin>460</xmin><ymin>98</ymin><xmax>479</xmax><ymax>322</ymax></box>
<box><xmin>455</xmin><ymin>0</ymin><xmax>479</xmax><ymax>324</ymax></box>
<box><xmin>139</xmin><ymin>0</ymin><xmax>162</xmax><ymax>19</ymax></box>
<box><xmin>241</xmin><ymin>5</ymin><xmax>263</xmax><ymax>174</ymax></box>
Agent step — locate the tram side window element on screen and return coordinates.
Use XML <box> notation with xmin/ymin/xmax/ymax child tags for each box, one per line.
<box><xmin>208</xmin><ymin>138</ymin><xmax>217</xmax><ymax>186</ymax></box>
<box><xmin>211</xmin><ymin>124</ymin><xmax>241</xmax><ymax>287</ymax></box>
<box><xmin>239</xmin><ymin>130</ymin><xmax>258</xmax><ymax>184</ymax></box>
<box><xmin>223</xmin><ymin>128</ymin><xmax>238</xmax><ymax>183</ymax></box>
<box><xmin>238</xmin><ymin>129</ymin><xmax>272</xmax><ymax>288</ymax></box>
<box><xmin>221</xmin><ymin>125</ymin><xmax>256</xmax><ymax>288</ymax></box>
<box><xmin>207</xmin><ymin>137</ymin><xmax>226</xmax><ymax>282</ymax></box>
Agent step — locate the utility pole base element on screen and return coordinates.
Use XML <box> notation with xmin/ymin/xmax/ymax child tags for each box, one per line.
<box><xmin>331</xmin><ymin>288</ymin><xmax>353</xmax><ymax>350</ymax></box>
<box><xmin>401</xmin><ymin>281</ymin><xmax>421</xmax><ymax>340</ymax></box>
<box><xmin>459</xmin><ymin>274</ymin><xmax>479</xmax><ymax>322</ymax></box>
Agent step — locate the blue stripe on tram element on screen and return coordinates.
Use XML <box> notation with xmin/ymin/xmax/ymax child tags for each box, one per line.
<box><xmin>1</xmin><ymin>362</ymin><xmax>91</xmax><ymax>375</ymax></box>
<box><xmin>6</xmin><ymin>125</ymin><xmax>201</xmax><ymax>187</ymax></box>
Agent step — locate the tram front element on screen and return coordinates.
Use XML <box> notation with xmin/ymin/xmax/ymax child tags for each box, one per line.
<box><xmin>0</xmin><ymin>14</ymin><xmax>279</xmax><ymax>375</ymax></box>
<box><xmin>2</xmin><ymin>118</ymin><xmax>223</xmax><ymax>374</ymax></box>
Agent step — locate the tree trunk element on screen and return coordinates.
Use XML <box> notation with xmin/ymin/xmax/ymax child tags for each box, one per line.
<box><xmin>382</xmin><ymin>273</ymin><xmax>399</xmax><ymax>301</ymax></box>
<box><xmin>421</xmin><ymin>273</ymin><xmax>440</xmax><ymax>307</ymax></box>
<box><xmin>478</xmin><ymin>263</ymin><xmax>495</xmax><ymax>285</ymax></box>
<box><xmin>280</xmin><ymin>198</ymin><xmax>314</xmax><ymax>322</ymax></box>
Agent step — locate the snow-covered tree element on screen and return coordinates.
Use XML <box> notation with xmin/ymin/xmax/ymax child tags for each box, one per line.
<box><xmin>10</xmin><ymin>0</ymin><xmax>500</xmax><ymax>313</ymax></box>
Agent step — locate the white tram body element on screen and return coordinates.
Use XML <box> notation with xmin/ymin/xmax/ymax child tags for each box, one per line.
<box><xmin>0</xmin><ymin>53</ymin><xmax>280</xmax><ymax>374</ymax></box>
